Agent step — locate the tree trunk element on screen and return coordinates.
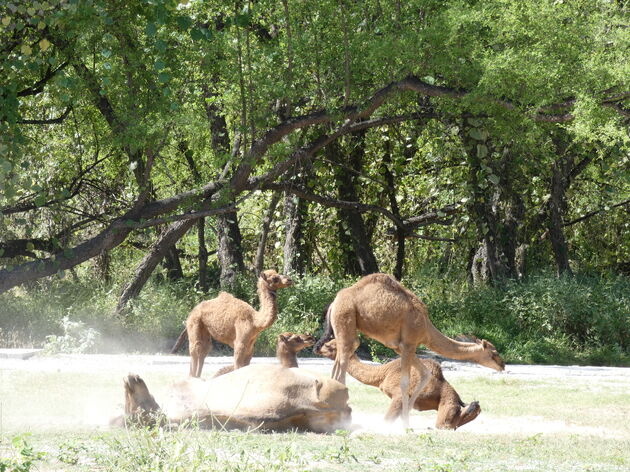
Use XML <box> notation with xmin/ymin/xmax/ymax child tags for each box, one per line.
<box><xmin>162</xmin><ymin>245</ymin><xmax>183</xmax><ymax>281</ymax></box>
<box><xmin>548</xmin><ymin>154</ymin><xmax>574</xmax><ymax>276</ymax></box>
<box><xmin>216</xmin><ymin>210</ymin><xmax>245</xmax><ymax>291</ymax></box>
<box><xmin>197</xmin><ymin>219</ymin><xmax>209</xmax><ymax>292</ymax></box>
<box><xmin>283</xmin><ymin>191</ymin><xmax>308</xmax><ymax>276</ymax></box>
<box><xmin>116</xmin><ymin>218</ymin><xmax>196</xmax><ymax>315</ymax></box>
<box><xmin>202</xmin><ymin>85</ymin><xmax>245</xmax><ymax>291</ymax></box>
<box><xmin>330</xmin><ymin>134</ymin><xmax>379</xmax><ymax>276</ymax></box>
<box><xmin>255</xmin><ymin>192</ymin><xmax>281</xmax><ymax>274</ymax></box>
<box><xmin>382</xmin><ymin>137</ymin><xmax>405</xmax><ymax>280</ymax></box>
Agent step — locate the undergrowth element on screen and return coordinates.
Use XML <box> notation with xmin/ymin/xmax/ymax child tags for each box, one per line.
<box><xmin>0</xmin><ymin>270</ymin><xmax>628</xmax><ymax>365</ymax></box>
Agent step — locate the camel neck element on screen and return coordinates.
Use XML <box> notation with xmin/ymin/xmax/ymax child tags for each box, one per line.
<box><xmin>254</xmin><ymin>281</ymin><xmax>277</xmax><ymax>329</ymax></box>
<box><xmin>346</xmin><ymin>356</ymin><xmax>386</xmax><ymax>388</ymax></box>
<box><xmin>422</xmin><ymin>319</ymin><xmax>483</xmax><ymax>362</ymax></box>
<box><xmin>276</xmin><ymin>345</ymin><xmax>298</xmax><ymax>368</ymax></box>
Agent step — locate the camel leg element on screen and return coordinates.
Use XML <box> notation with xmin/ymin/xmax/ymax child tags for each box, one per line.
<box><xmin>384</xmin><ymin>396</ymin><xmax>403</xmax><ymax>422</ymax></box>
<box><xmin>398</xmin><ymin>344</ymin><xmax>415</xmax><ymax>428</ymax></box>
<box><xmin>233</xmin><ymin>340</ymin><xmax>254</xmax><ymax>369</ymax></box>
<box><xmin>329</xmin><ymin>308</ymin><xmax>356</xmax><ymax>384</ymax></box>
<box><xmin>435</xmin><ymin>399</ymin><xmax>459</xmax><ymax>430</ymax></box>
<box><xmin>189</xmin><ymin>323</ymin><xmax>212</xmax><ymax>377</ymax></box>
<box><xmin>456</xmin><ymin>401</ymin><xmax>481</xmax><ymax>429</ymax></box>
<box><xmin>407</xmin><ymin>357</ymin><xmax>430</xmax><ymax>413</ymax></box>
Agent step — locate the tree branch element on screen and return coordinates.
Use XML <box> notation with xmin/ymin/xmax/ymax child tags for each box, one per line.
<box><xmin>17</xmin><ymin>106</ymin><xmax>72</xmax><ymax>125</ymax></box>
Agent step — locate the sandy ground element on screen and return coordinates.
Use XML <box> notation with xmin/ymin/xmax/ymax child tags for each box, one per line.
<box><xmin>1</xmin><ymin>350</ymin><xmax>629</xmax><ymax>436</ymax></box>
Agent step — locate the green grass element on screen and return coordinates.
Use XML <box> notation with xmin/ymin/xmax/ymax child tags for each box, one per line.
<box><xmin>2</xmin><ymin>360</ymin><xmax>629</xmax><ymax>471</ymax></box>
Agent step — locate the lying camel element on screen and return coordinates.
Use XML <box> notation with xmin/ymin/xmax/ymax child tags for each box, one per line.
<box><xmin>211</xmin><ymin>332</ymin><xmax>316</xmax><ymax>378</ymax></box>
<box><xmin>112</xmin><ymin>365</ymin><xmax>351</xmax><ymax>433</ymax></box>
<box><xmin>316</xmin><ymin>339</ymin><xmax>481</xmax><ymax>430</ymax></box>
<box><xmin>315</xmin><ymin>273</ymin><xmax>504</xmax><ymax>427</ymax></box>
<box><xmin>171</xmin><ymin>270</ymin><xmax>293</xmax><ymax>377</ymax></box>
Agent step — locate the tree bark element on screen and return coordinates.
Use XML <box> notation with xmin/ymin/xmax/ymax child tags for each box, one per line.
<box><xmin>331</xmin><ymin>133</ymin><xmax>379</xmax><ymax>275</ymax></box>
<box><xmin>216</xmin><ymin>210</ymin><xmax>245</xmax><ymax>290</ymax></box>
<box><xmin>283</xmin><ymin>191</ymin><xmax>308</xmax><ymax>276</ymax></box>
<box><xmin>255</xmin><ymin>192</ymin><xmax>281</xmax><ymax>274</ymax></box>
<box><xmin>548</xmin><ymin>148</ymin><xmax>575</xmax><ymax>276</ymax></box>
<box><xmin>382</xmin><ymin>137</ymin><xmax>405</xmax><ymax>280</ymax></box>
<box><xmin>115</xmin><ymin>217</ymin><xmax>196</xmax><ymax>315</ymax></box>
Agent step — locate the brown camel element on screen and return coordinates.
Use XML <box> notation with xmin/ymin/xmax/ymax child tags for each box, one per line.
<box><xmin>276</xmin><ymin>332</ymin><xmax>316</xmax><ymax>368</ymax></box>
<box><xmin>112</xmin><ymin>367</ymin><xmax>351</xmax><ymax>433</ymax></box>
<box><xmin>317</xmin><ymin>339</ymin><xmax>481</xmax><ymax>430</ymax></box>
<box><xmin>171</xmin><ymin>270</ymin><xmax>293</xmax><ymax>377</ymax></box>
<box><xmin>211</xmin><ymin>332</ymin><xmax>316</xmax><ymax>378</ymax></box>
<box><xmin>317</xmin><ymin>273</ymin><xmax>504</xmax><ymax>427</ymax></box>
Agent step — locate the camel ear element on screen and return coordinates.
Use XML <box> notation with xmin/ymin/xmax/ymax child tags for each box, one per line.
<box><xmin>482</xmin><ymin>339</ymin><xmax>489</xmax><ymax>348</ymax></box>
<box><xmin>260</xmin><ymin>271</ymin><xmax>268</xmax><ymax>281</ymax></box>
<box><xmin>278</xmin><ymin>334</ymin><xmax>288</xmax><ymax>343</ymax></box>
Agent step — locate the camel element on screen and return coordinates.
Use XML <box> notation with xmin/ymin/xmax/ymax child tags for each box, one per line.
<box><xmin>211</xmin><ymin>332</ymin><xmax>316</xmax><ymax>378</ymax></box>
<box><xmin>315</xmin><ymin>273</ymin><xmax>504</xmax><ymax>427</ymax></box>
<box><xmin>276</xmin><ymin>332</ymin><xmax>316</xmax><ymax>368</ymax></box>
<box><xmin>316</xmin><ymin>339</ymin><xmax>481</xmax><ymax>430</ymax></box>
<box><xmin>171</xmin><ymin>270</ymin><xmax>293</xmax><ymax>377</ymax></box>
<box><xmin>111</xmin><ymin>366</ymin><xmax>351</xmax><ymax>433</ymax></box>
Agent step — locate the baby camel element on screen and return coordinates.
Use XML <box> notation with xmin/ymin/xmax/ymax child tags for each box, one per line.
<box><xmin>212</xmin><ymin>332</ymin><xmax>315</xmax><ymax>378</ymax></box>
<box><xmin>317</xmin><ymin>339</ymin><xmax>481</xmax><ymax>430</ymax></box>
<box><xmin>171</xmin><ymin>270</ymin><xmax>293</xmax><ymax>377</ymax></box>
<box><xmin>276</xmin><ymin>332</ymin><xmax>316</xmax><ymax>368</ymax></box>
<box><xmin>317</xmin><ymin>273</ymin><xmax>504</xmax><ymax>427</ymax></box>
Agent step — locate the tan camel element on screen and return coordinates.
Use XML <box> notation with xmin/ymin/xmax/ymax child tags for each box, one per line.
<box><xmin>111</xmin><ymin>366</ymin><xmax>351</xmax><ymax>433</ymax></box>
<box><xmin>211</xmin><ymin>332</ymin><xmax>316</xmax><ymax>378</ymax></box>
<box><xmin>317</xmin><ymin>273</ymin><xmax>504</xmax><ymax>427</ymax></box>
<box><xmin>171</xmin><ymin>270</ymin><xmax>293</xmax><ymax>377</ymax></box>
<box><xmin>317</xmin><ymin>339</ymin><xmax>481</xmax><ymax>430</ymax></box>
<box><xmin>276</xmin><ymin>332</ymin><xmax>316</xmax><ymax>368</ymax></box>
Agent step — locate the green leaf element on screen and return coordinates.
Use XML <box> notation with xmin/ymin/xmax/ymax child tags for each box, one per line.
<box><xmin>234</xmin><ymin>13</ymin><xmax>251</xmax><ymax>27</ymax></box>
<box><xmin>146</xmin><ymin>22</ymin><xmax>157</xmax><ymax>37</ymax></box>
<box><xmin>190</xmin><ymin>27</ymin><xmax>204</xmax><ymax>41</ymax></box>
<box><xmin>477</xmin><ymin>144</ymin><xmax>488</xmax><ymax>159</ymax></box>
<box><xmin>155</xmin><ymin>39</ymin><xmax>167</xmax><ymax>52</ymax></box>
<box><xmin>0</xmin><ymin>248</ymin><xmax>4</xmax><ymax>257</ymax></box>
<box><xmin>26</xmin><ymin>242</ymin><xmax>35</xmax><ymax>251</ymax></box>
<box><xmin>154</xmin><ymin>59</ymin><xmax>165</xmax><ymax>71</ymax></box>
<box><xmin>34</xmin><ymin>194</ymin><xmax>47</xmax><ymax>207</ymax></box>
<box><xmin>468</xmin><ymin>128</ymin><xmax>483</xmax><ymax>141</ymax></box>
<box><xmin>488</xmin><ymin>174</ymin><xmax>500</xmax><ymax>185</ymax></box>
<box><xmin>158</xmin><ymin>71</ymin><xmax>170</xmax><ymax>83</ymax></box>
<box><xmin>176</xmin><ymin>15</ymin><xmax>192</xmax><ymax>31</ymax></box>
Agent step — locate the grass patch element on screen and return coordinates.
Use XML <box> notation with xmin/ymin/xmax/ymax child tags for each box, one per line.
<box><xmin>2</xmin><ymin>357</ymin><xmax>629</xmax><ymax>471</ymax></box>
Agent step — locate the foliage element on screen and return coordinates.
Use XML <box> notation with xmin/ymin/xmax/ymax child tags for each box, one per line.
<box><xmin>42</xmin><ymin>315</ymin><xmax>100</xmax><ymax>354</ymax></box>
<box><xmin>0</xmin><ymin>435</ymin><xmax>46</xmax><ymax>472</ymax></box>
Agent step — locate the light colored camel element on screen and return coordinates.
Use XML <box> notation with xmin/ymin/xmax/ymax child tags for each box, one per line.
<box><xmin>211</xmin><ymin>332</ymin><xmax>316</xmax><ymax>378</ymax></box>
<box><xmin>318</xmin><ymin>273</ymin><xmax>504</xmax><ymax>427</ymax></box>
<box><xmin>112</xmin><ymin>366</ymin><xmax>351</xmax><ymax>433</ymax></box>
<box><xmin>171</xmin><ymin>270</ymin><xmax>293</xmax><ymax>377</ymax></box>
<box><xmin>317</xmin><ymin>339</ymin><xmax>481</xmax><ymax>430</ymax></box>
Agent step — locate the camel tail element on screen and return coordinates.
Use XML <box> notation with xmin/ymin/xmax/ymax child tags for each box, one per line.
<box><xmin>170</xmin><ymin>327</ymin><xmax>188</xmax><ymax>354</ymax></box>
<box><xmin>313</xmin><ymin>302</ymin><xmax>335</xmax><ymax>355</ymax></box>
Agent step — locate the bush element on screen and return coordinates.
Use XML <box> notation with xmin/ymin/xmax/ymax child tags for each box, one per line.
<box><xmin>1</xmin><ymin>269</ymin><xmax>628</xmax><ymax>365</ymax></box>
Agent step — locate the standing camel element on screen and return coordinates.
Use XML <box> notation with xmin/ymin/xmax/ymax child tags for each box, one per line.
<box><xmin>171</xmin><ymin>269</ymin><xmax>293</xmax><ymax>377</ymax></box>
<box><xmin>316</xmin><ymin>339</ymin><xmax>482</xmax><ymax>430</ymax></box>
<box><xmin>316</xmin><ymin>273</ymin><xmax>504</xmax><ymax>427</ymax></box>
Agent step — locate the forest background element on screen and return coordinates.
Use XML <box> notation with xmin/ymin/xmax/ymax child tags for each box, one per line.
<box><xmin>1</xmin><ymin>0</ymin><xmax>628</xmax><ymax>365</ymax></box>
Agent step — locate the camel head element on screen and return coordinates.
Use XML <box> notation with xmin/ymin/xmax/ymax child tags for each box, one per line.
<box><xmin>123</xmin><ymin>374</ymin><xmax>160</xmax><ymax>416</ymax></box>
<box><xmin>277</xmin><ymin>332</ymin><xmax>316</xmax><ymax>353</ymax></box>
<box><xmin>259</xmin><ymin>269</ymin><xmax>293</xmax><ymax>291</ymax></box>
<box><xmin>315</xmin><ymin>338</ymin><xmax>361</xmax><ymax>359</ymax></box>
<box><xmin>475</xmin><ymin>339</ymin><xmax>505</xmax><ymax>371</ymax></box>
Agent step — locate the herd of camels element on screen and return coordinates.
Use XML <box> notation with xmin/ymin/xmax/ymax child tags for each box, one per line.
<box><xmin>117</xmin><ymin>270</ymin><xmax>505</xmax><ymax>433</ymax></box>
